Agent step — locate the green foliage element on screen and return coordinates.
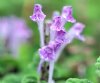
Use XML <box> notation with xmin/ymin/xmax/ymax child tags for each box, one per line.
<box><xmin>21</xmin><ymin>74</ymin><xmax>37</xmax><ymax>83</ymax></box>
<box><xmin>20</xmin><ymin>51</ymin><xmax>40</xmax><ymax>82</ymax></box>
<box><xmin>0</xmin><ymin>0</ymin><xmax>23</xmax><ymax>16</ymax></box>
<box><xmin>54</xmin><ymin>65</ymin><xmax>71</xmax><ymax>78</ymax></box>
<box><xmin>18</xmin><ymin>43</ymin><xmax>34</xmax><ymax>71</ymax></box>
<box><xmin>2</xmin><ymin>74</ymin><xmax>22</xmax><ymax>83</ymax></box>
<box><xmin>23</xmin><ymin>64</ymin><xmax>40</xmax><ymax>80</ymax></box>
<box><xmin>41</xmin><ymin>80</ymin><xmax>47</xmax><ymax>83</ymax></box>
<box><xmin>0</xmin><ymin>57</ymin><xmax>19</xmax><ymax>77</ymax></box>
<box><xmin>66</xmin><ymin>78</ymin><xmax>92</xmax><ymax>83</ymax></box>
<box><xmin>95</xmin><ymin>56</ymin><xmax>100</xmax><ymax>77</ymax></box>
<box><xmin>86</xmin><ymin>65</ymin><xmax>98</xmax><ymax>83</ymax></box>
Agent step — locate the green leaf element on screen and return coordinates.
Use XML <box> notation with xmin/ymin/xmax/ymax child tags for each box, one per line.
<box><xmin>21</xmin><ymin>74</ymin><xmax>37</xmax><ymax>83</ymax></box>
<box><xmin>95</xmin><ymin>56</ymin><xmax>100</xmax><ymax>77</ymax></box>
<box><xmin>18</xmin><ymin>43</ymin><xmax>33</xmax><ymax>71</ymax></box>
<box><xmin>2</xmin><ymin>74</ymin><xmax>22</xmax><ymax>83</ymax></box>
<box><xmin>41</xmin><ymin>80</ymin><xmax>47</xmax><ymax>83</ymax></box>
<box><xmin>66</xmin><ymin>78</ymin><xmax>92</xmax><ymax>83</ymax></box>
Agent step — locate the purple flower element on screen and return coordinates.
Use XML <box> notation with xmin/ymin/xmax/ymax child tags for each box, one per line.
<box><xmin>0</xmin><ymin>17</ymin><xmax>32</xmax><ymax>57</ymax></box>
<box><xmin>39</xmin><ymin>44</ymin><xmax>55</xmax><ymax>61</ymax></box>
<box><xmin>50</xmin><ymin>16</ymin><xmax>64</xmax><ymax>31</ymax></box>
<box><xmin>30</xmin><ymin>4</ymin><xmax>46</xmax><ymax>22</ymax></box>
<box><xmin>70</xmin><ymin>22</ymin><xmax>85</xmax><ymax>35</ymax></box>
<box><xmin>0</xmin><ymin>19</ymin><xmax>9</xmax><ymax>39</ymax></box>
<box><xmin>61</xmin><ymin>6</ymin><xmax>76</xmax><ymax>23</ymax></box>
<box><xmin>66</xmin><ymin>22</ymin><xmax>85</xmax><ymax>43</ymax></box>
<box><xmin>55</xmin><ymin>29</ymin><xmax>67</xmax><ymax>43</ymax></box>
<box><xmin>52</xmin><ymin>41</ymin><xmax>62</xmax><ymax>52</ymax></box>
<box><xmin>39</xmin><ymin>40</ymin><xmax>62</xmax><ymax>61</ymax></box>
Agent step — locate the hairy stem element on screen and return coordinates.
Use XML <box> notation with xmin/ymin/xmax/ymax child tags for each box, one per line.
<box><xmin>38</xmin><ymin>59</ymin><xmax>44</xmax><ymax>74</ymax></box>
<box><xmin>50</xmin><ymin>29</ymin><xmax>56</xmax><ymax>41</ymax></box>
<box><xmin>55</xmin><ymin>43</ymin><xmax>67</xmax><ymax>62</ymax></box>
<box><xmin>48</xmin><ymin>61</ymin><xmax>55</xmax><ymax>83</ymax></box>
<box><xmin>38</xmin><ymin>21</ymin><xmax>45</xmax><ymax>47</ymax></box>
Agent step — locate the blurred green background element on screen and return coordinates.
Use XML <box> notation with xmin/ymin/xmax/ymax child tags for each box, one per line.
<box><xmin>0</xmin><ymin>0</ymin><xmax>100</xmax><ymax>83</ymax></box>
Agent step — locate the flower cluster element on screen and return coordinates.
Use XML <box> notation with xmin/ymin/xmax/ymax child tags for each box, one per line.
<box><xmin>30</xmin><ymin>4</ymin><xmax>85</xmax><ymax>83</ymax></box>
<box><xmin>30</xmin><ymin>4</ymin><xmax>85</xmax><ymax>62</ymax></box>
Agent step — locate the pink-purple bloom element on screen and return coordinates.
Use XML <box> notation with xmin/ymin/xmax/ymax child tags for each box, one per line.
<box><xmin>55</xmin><ymin>29</ymin><xmax>67</xmax><ymax>43</ymax></box>
<box><xmin>30</xmin><ymin>4</ymin><xmax>46</xmax><ymax>22</ymax></box>
<box><xmin>0</xmin><ymin>18</ymin><xmax>11</xmax><ymax>39</ymax></box>
<box><xmin>53</xmin><ymin>40</ymin><xmax>62</xmax><ymax>53</ymax></box>
<box><xmin>39</xmin><ymin>29</ymin><xmax>66</xmax><ymax>61</ymax></box>
<box><xmin>50</xmin><ymin>16</ymin><xmax>64</xmax><ymax>31</ymax></box>
<box><xmin>61</xmin><ymin>6</ymin><xmax>76</xmax><ymax>23</ymax></box>
<box><xmin>39</xmin><ymin>40</ymin><xmax>62</xmax><ymax>61</ymax></box>
<box><xmin>0</xmin><ymin>17</ymin><xmax>32</xmax><ymax>57</ymax></box>
<box><xmin>70</xmin><ymin>22</ymin><xmax>85</xmax><ymax>35</ymax></box>
<box><xmin>67</xmin><ymin>22</ymin><xmax>85</xmax><ymax>42</ymax></box>
<box><xmin>39</xmin><ymin>44</ymin><xmax>55</xmax><ymax>61</ymax></box>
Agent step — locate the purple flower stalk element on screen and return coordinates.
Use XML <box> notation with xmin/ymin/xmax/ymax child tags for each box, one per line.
<box><xmin>30</xmin><ymin>4</ymin><xmax>46</xmax><ymax>47</ymax></box>
<box><xmin>30</xmin><ymin>3</ymin><xmax>85</xmax><ymax>83</ymax></box>
<box><xmin>30</xmin><ymin>4</ymin><xmax>46</xmax><ymax>75</ymax></box>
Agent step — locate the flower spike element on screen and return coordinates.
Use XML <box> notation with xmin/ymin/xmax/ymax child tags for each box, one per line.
<box><xmin>30</xmin><ymin>3</ymin><xmax>85</xmax><ymax>83</ymax></box>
